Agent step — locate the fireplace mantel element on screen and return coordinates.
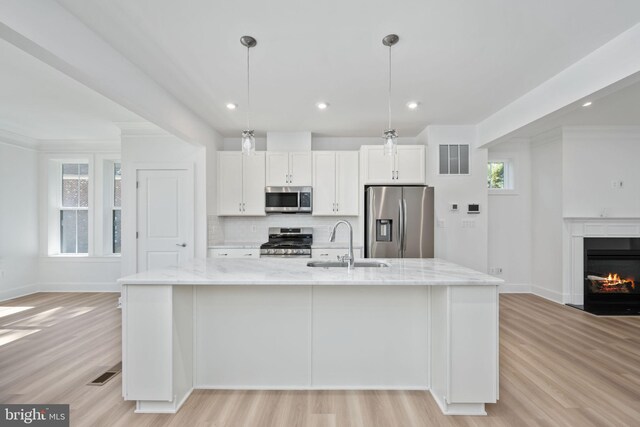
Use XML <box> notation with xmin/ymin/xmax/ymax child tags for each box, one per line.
<box><xmin>563</xmin><ymin>218</ymin><xmax>640</xmax><ymax>305</ymax></box>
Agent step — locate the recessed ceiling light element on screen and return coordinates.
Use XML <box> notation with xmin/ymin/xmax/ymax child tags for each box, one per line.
<box><xmin>317</xmin><ymin>102</ymin><xmax>329</xmax><ymax>110</ymax></box>
<box><xmin>226</xmin><ymin>103</ymin><xmax>237</xmax><ymax>110</ymax></box>
<box><xmin>407</xmin><ymin>101</ymin><xmax>420</xmax><ymax>110</ymax></box>
<box><xmin>582</xmin><ymin>101</ymin><xmax>592</xmax><ymax>107</ymax></box>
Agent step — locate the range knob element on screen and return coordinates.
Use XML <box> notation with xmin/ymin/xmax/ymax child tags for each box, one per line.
<box><xmin>268</xmin><ymin>249</ymin><xmax>276</xmax><ymax>255</ymax></box>
<box><xmin>286</xmin><ymin>249</ymin><xmax>294</xmax><ymax>255</ymax></box>
<box><xmin>295</xmin><ymin>249</ymin><xmax>304</xmax><ymax>255</ymax></box>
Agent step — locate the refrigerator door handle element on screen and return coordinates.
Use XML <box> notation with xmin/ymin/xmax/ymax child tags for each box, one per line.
<box><xmin>402</xmin><ymin>198</ymin><xmax>408</xmax><ymax>254</ymax></box>
<box><xmin>398</xmin><ymin>199</ymin><xmax>404</xmax><ymax>257</ymax></box>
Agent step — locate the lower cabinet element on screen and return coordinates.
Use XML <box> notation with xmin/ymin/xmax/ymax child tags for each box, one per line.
<box><xmin>209</xmin><ymin>248</ymin><xmax>260</xmax><ymax>258</ymax></box>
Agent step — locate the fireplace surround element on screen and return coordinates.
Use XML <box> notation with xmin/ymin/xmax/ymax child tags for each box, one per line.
<box><xmin>583</xmin><ymin>237</ymin><xmax>640</xmax><ymax>315</ymax></box>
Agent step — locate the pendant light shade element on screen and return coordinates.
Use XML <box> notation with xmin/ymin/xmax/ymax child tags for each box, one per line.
<box><xmin>382</xmin><ymin>34</ymin><xmax>399</xmax><ymax>156</ymax></box>
<box><xmin>240</xmin><ymin>36</ymin><xmax>257</xmax><ymax>155</ymax></box>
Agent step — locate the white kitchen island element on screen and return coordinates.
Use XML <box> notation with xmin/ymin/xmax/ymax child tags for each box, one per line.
<box><xmin>119</xmin><ymin>258</ymin><xmax>502</xmax><ymax>416</ymax></box>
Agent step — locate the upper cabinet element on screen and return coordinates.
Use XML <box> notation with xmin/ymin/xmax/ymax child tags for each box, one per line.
<box><xmin>312</xmin><ymin>151</ymin><xmax>359</xmax><ymax>216</ymax></box>
<box><xmin>218</xmin><ymin>152</ymin><xmax>266</xmax><ymax>216</ymax></box>
<box><xmin>266</xmin><ymin>152</ymin><xmax>312</xmax><ymax>186</ymax></box>
<box><xmin>361</xmin><ymin>145</ymin><xmax>425</xmax><ymax>184</ymax></box>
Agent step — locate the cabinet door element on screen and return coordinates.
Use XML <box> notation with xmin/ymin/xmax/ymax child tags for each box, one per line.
<box><xmin>266</xmin><ymin>152</ymin><xmax>289</xmax><ymax>186</ymax></box>
<box><xmin>363</xmin><ymin>146</ymin><xmax>394</xmax><ymax>184</ymax></box>
<box><xmin>289</xmin><ymin>152</ymin><xmax>312</xmax><ymax>186</ymax></box>
<box><xmin>217</xmin><ymin>152</ymin><xmax>243</xmax><ymax>215</ymax></box>
<box><xmin>336</xmin><ymin>151</ymin><xmax>359</xmax><ymax>215</ymax></box>
<box><xmin>210</xmin><ymin>248</ymin><xmax>260</xmax><ymax>258</ymax></box>
<box><xmin>242</xmin><ymin>152</ymin><xmax>266</xmax><ymax>215</ymax></box>
<box><xmin>312</xmin><ymin>152</ymin><xmax>337</xmax><ymax>216</ymax></box>
<box><xmin>395</xmin><ymin>145</ymin><xmax>425</xmax><ymax>184</ymax></box>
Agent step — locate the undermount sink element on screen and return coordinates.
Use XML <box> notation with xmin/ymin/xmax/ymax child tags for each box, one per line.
<box><xmin>307</xmin><ymin>261</ymin><xmax>390</xmax><ymax>268</ymax></box>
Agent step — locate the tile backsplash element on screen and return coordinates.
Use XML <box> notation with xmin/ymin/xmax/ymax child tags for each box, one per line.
<box><xmin>210</xmin><ymin>215</ymin><xmax>361</xmax><ymax>246</ymax></box>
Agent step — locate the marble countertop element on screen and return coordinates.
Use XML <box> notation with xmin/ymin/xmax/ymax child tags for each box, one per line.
<box><xmin>208</xmin><ymin>242</ymin><xmax>261</xmax><ymax>249</ymax></box>
<box><xmin>118</xmin><ymin>258</ymin><xmax>503</xmax><ymax>287</ymax></box>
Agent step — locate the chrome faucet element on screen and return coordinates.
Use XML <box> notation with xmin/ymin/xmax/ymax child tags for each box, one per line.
<box><xmin>329</xmin><ymin>220</ymin><xmax>354</xmax><ymax>268</ymax></box>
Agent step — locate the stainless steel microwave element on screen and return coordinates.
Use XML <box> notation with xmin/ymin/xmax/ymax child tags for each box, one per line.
<box><xmin>265</xmin><ymin>186</ymin><xmax>312</xmax><ymax>213</ymax></box>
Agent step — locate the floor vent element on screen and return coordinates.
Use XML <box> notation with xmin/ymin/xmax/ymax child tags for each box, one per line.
<box><xmin>88</xmin><ymin>362</ymin><xmax>122</xmax><ymax>386</ymax></box>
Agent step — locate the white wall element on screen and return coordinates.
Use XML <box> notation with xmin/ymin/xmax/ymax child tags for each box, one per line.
<box><xmin>0</xmin><ymin>141</ymin><xmax>39</xmax><ymax>300</ymax></box>
<box><xmin>530</xmin><ymin>131</ymin><xmax>564</xmax><ymax>302</ymax></box>
<box><xmin>488</xmin><ymin>139</ymin><xmax>532</xmax><ymax>292</ymax></box>
<box><xmin>419</xmin><ymin>126</ymin><xmax>489</xmax><ymax>273</ymax></box>
<box><xmin>562</xmin><ymin>127</ymin><xmax>640</xmax><ymax>218</ymax></box>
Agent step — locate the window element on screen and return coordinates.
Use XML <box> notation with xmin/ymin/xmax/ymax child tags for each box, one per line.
<box><xmin>487</xmin><ymin>160</ymin><xmax>513</xmax><ymax>190</ymax></box>
<box><xmin>112</xmin><ymin>163</ymin><xmax>122</xmax><ymax>253</ymax></box>
<box><xmin>439</xmin><ymin>144</ymin><xmax>469</xmax><ymax>174</ymax></box>
<box><xmin>60</xmin><ymin>163</ymin><xmax>89</xmax><ymax>253</ymax></box>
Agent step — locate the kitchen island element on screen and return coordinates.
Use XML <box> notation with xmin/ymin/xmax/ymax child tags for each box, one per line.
<box><xmin>119</xmin><ymin>258</ymin><xmax>502</xmax><ymax>416</ymax></box>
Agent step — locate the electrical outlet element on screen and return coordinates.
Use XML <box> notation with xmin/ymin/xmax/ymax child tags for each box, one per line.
<box><xmin>251</xmin><ymin>225</ymin><xmax>257</xmax><ymax>233</ymax></box>
<box><xmin>611</xmin><ymin>180</ymin><xmax>623</xmax><ymax>189</ymax></box>
<box><xmin>437</xmin><ymin>219</ymin><xmax>446</xmax><ymax>228</ymax></box>
<box><xmin>462</xmin><ymin>220</ymin><xmax>475</xmax><ymax>228</ymax></box>
<box><xmin>0</xmin><ymin>270</ymin><xmax>4</xmax><ymax>279</ymax></box>
<box><xmin>489</xmin><ymin>267</ymin><xmax>503</xmax><ymax>275</ymax></box>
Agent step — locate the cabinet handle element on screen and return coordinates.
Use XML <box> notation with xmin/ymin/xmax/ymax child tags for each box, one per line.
<box><xmin>244</xmin><ymin>253</ymin><xmax>253</xmax><ymax>256</ymax></box>
<box><xmin>336</xmin><ymin>202</ymin><xmax>339</xmax><ymax>212</ymax></box>
<box><xmin>320</xmin><ymin>253</ymin><xmax>329</xmax><ymax>257</ymax></box>
<box><xmin>239</xmin><ymin>203</ymin><xmax>242</xmax><ymax>212</ymax></box>
<box><xmin>242</xmin><ymin>202</ymin><xmax>246</xmax><ymax>212</ymax></box>
<box><xmin>219</xmin><ymin>253</ymin><xmax>228</xmax><ymax>256</ymax></box>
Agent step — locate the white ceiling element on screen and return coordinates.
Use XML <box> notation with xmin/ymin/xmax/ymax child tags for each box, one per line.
<box><xmin>0</xmin><ymin>39</ymin><xmax>140</xmax><ymax>141</ymax></box>
<box><xmin>56</xmin><ymin>0</ymin><xmax>640</xmax><ymax>137</ymax></box>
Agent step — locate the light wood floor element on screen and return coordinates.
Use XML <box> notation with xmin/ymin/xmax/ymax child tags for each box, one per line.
<box><xmin>1</xmin><ymin>292</ymin><xmax>639</xmax><ymax>426</ymax></box>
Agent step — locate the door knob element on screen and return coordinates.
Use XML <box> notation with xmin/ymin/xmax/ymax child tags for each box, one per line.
<box><xmin>176</xmin><ymin>243</ymin><xmax>187</xmax><ymax>247</ymax></box>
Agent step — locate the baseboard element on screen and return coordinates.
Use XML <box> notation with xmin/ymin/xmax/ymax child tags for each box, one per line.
<box><xmin>531</xmin><ymin>286</ymin><xmax>565</xmax><ymax>304</ymax></box>
<box><xmin>0</xmin><ymin>283</ymin><xmax>39</xmax><ymax>302</ymax></box>
<box><xmin>38</xmin><ymin>282</ymin><xmax>120</xmax><ymax>292</ymax></box>
<box><xmin>498</xmin><ymin>283</ymin><xmax>531</xmax><ymax>293</ymax></box>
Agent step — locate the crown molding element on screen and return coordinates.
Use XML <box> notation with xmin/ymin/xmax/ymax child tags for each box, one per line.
<box><xmin>38</xmin><ymin>139</ymin><xmax>121</xmax><ymax>153</ymax></box>
<box><xmin>0</xmin><ymin>128</ymin><xmax>39</xmax><ymax>150</ymax></box>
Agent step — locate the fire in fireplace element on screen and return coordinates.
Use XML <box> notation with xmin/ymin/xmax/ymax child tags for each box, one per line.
<box><xmin>583</xmin><ymin>238</ymin><xmax>640</xmax><ymax>315</ymax></box>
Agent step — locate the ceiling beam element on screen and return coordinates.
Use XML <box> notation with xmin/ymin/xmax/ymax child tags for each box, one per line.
<box><xmin>0</xmin><ymin>0</ymin><xmax>220</xmax><ymax>146</ymax></box>
<box><xmin>477</xmin><ymin>23</ymin><xmax>640</xmax><ymax>148</ymax></box>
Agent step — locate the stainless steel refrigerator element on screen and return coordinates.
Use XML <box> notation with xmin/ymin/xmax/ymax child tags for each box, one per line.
<box><xmin>365</xmin><ymin>186</ymin><xmax>434</xmax><ymax>258</ymax></box>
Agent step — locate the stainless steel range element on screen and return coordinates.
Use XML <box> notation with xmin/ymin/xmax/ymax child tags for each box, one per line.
<box><xmin>260</xmin><ymin>227</ymin><xmax>312</xmax><ymax>258</ymax></box>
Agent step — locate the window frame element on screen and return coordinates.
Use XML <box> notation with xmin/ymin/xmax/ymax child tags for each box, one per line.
<box><xmin>487</xmin><ymin>158</ymin><xmax>516</xmax><ymax>194</ymax></box>
<box><xmin>44</xmin><ymin>153</ymin><xmax>122</xmax><ymax>257</ymax></box>
<box><xmin>59</xmin><ymin>162</ymin><xmax>90</xmax><ymax>254</ymax></box>
<box><xmin>46</xmin><ymin>156</ymin><xmax>94</xmax><ymax>256</ymax></box>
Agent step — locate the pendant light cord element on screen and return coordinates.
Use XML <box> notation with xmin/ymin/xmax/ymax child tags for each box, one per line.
<box><xmin>388</xmin><ymin>45</ymin><xmax>392</xmax><ymax>130</ymax></box>
<box><xmin>246</xmin><ymin>45</ymin><xmax>251</xmax><ymax>130</ymax></box>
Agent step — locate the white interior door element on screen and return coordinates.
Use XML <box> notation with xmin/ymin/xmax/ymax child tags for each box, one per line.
<box><xmin>137</xmin><ymin>169</ymin><xmax>194</xmax><ymax>272</ymax></box>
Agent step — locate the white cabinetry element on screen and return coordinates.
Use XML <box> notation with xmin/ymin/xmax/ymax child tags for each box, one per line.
<box><xmin>361</xmin><ymin>145</ymin><xmax>425</xmax><ymax>184</ymax></box>
<box><xmin>217</xmin><ymin>152</ymin><xmax>265</xmax><ymax>216</ymax></box>
<box><xmin>209</xmin><ymin>248</ymin><xmax>260</xmax><ymax>258</ymax></box>
<box><xmin>266</xmin><ymin>152</ymin><xmax>312</xmax><ymax>186</ymax></box>
<box><xmin>312</xmin><ymin>151</ymin><xmax>359</xmax><ymax>216</ymax></box>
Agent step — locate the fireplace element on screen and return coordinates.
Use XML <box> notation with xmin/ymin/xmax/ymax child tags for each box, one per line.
<box><xmin>584</xmin><ymin>238</ymin><xmax>640</xmax><ymax>315</ymax></box>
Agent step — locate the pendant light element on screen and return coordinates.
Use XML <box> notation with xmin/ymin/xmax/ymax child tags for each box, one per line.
<box><xmin>240</xmin><ymin>36</ymin><xmax>257</xmax><ymax>155</ymax></box>
<box><xmin>382</xmin><ymin>34</ymin><xmax>399</xmax><ymax>155</ymax></box>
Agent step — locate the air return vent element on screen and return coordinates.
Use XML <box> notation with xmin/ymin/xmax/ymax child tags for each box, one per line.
<box><xmin>87</xmin><ymin>362</ymin><xmax>122</xmax><ymax>386</ymax></box>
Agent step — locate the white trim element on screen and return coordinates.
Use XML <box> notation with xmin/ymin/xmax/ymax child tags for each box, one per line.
<box><xmin>195</xmin><ymin>385</ymin><xmax>429</xmax><ymax>391</ymax></box>
<box><xmin>38</xmin><ymin>282</ymin><xmax>120</xmax><ymax>292</ymax></box>
<box><xmin>117</xmin><ymin>122</ymin><xmax>170</xmax><ymax>137</ymax></box>
<box><xmin>498</xmin><ymin>283</ymin><xmax>531</xmax><ymax>293</ymax></box>
<box><xmin>39</xmin><ymin>256</ymin><xmax>121</xmax><ymax>263</ymax></box>
<box><xmin>0</xmin><ymin>284</ymin><xmax>39</xmax><ymax>302</ymax></box>
<box><xmin>0</xmin><ymin>129</ymin><xmax>39</xmax><ymax>150</ymax></box>
<box><xmin>531</xmin><ymin>285</ymin><xmax>565</xmax><ymax>304</ymax></box>
<box><xmin>430</xmin><ymin>393</ymin><xmax>487</xmax><ymax>416</ymax></box>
